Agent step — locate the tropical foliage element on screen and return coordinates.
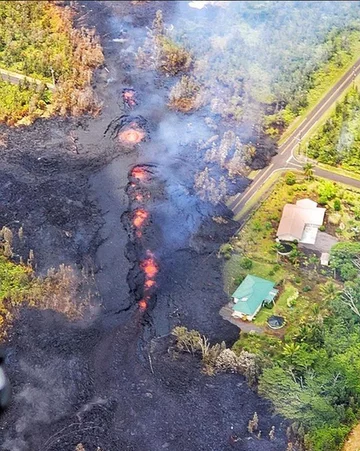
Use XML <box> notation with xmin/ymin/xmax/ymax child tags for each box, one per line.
<box><xmin>307</xmin><ymin>86</ymin><xmax>360</xmax><ymax>172</ymax></box>
<box><xmin>0</xmin><ymin>1</ymin><xmax>104</xmax><ymax>124</ymax></box>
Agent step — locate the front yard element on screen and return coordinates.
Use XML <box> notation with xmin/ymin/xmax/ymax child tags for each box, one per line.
<box><xmin>222</xmin><ymin>173</ymin><xmax>360</xmax><ymax>338</ymax></box>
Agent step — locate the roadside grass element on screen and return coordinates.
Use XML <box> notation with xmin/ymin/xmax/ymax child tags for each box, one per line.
<box><xmin>279</xmin><ymin>33</ymin><xmax>360</xmax><ymax>145</ymax></box>
<box><xmin>233</xmin><ymin>170</ymin><xmax>286</xmax><ymax>222</ymax></box>
<box><xmin>223</xmin><ymin>175</ymin><xmax>360</xmax><ymax>339</ymax></box>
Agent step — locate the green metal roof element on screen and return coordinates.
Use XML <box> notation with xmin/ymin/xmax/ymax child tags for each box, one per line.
<box><xmin>232</xmin><ymin>275</ymin><xmax>277</xmax><ymax>316</ymax></box>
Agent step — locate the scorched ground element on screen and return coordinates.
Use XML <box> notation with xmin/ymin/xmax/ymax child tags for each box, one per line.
<box><xmin>0</xmin><ymin>2</ymin><xmax>288</xmax><ymax>450</ymax></box>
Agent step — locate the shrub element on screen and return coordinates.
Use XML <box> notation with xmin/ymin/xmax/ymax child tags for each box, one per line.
<box><xmin>240</xmin><ymin>257</ymin><xmax>253</xmax><ymax>270</ymax></box>
<box><xmin>235</xmin><ymin>275</ymin><xmax>245</xmax><ymax>286</ymax></box>
<box><xmin>306</xmin><ymin>425</ymin><xmax>351</xmax><ymax>451</ymax></box>
<box><xmin>285</xmin><ymin>172</ymin><xmax>296</xmax><ymax>185</ymax></box>
<box><xmin>265</xmin><ymin>222</ymin><xmax>272</xmax><ymax>230</ymax></box>
<box><xmin>156</xmin><ymin>35</ymin><xmax>192</xmax><ymax>75</ymax></box>
<box><xmin>268</xmin><ymin>270</ymin><xmax>275</xmax><ymax>276</ymax></box>
<box><xmin>294</xmin><ymin>276</ymin><xmax>301</xmax><ymax>284</ymax></box>
<box><xmin>333</xmin><ymin>199</ymin><xmax>341</xmax><ymax>211</ymax></box>
<box><xmin>302</xmin><ymin>285</ymin><xmax>312</xmax><ymax>292</ymax></box>
<box><xmin>319</xmin><ymin>225</ymin><xmax>326</xmax><ymax>232</ymax></box>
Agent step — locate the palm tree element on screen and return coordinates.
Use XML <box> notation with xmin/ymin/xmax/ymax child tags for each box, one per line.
<box><xmin>320</xmin><ymin>281</ymin><xmax>341</xmax><ymax>302</ymax></box>
<box><xmin>303</xmin><ymin>162</ymin><xmax>314</xmax><ymax>180</ymax></box>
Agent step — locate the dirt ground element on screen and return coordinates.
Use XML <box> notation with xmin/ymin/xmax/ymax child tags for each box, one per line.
<box><xmin>0</xmin><ymin>2</ymin><xmax>288</xmax><ymax>450</ymax></box>
<box><xmin>343</xmin><ymin>423</ymin><xmax>360</xmax><ymax>451</ymax></box>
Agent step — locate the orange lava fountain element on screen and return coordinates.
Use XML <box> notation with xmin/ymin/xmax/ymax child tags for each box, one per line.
<box><xmin>131</xmin><ymin>167</ymin><xmax>147</xmax><ymax>180</ymax></box>
<box><xmin>138</xmin><ymin>298</ymin><xmax>148</xmax><ymax>311</ymax></box>
<box><xmin>132</xmin><ymin>208</ymin><xmax>148</xmax><ymax>228</ymax></box>
<box><xmin>145</xmin><ymin>280</ymin><xmax>156</xmax><ymax>288</ymax></box>
<box><xmin>118</xmin><ymin>128</ymin><xmax>145</xmax><ymax>144</ymax></box>
<box><xmin>141</xmin><ymin>252</ymin><xmax>159</xmax><ymax>279</ymax></box>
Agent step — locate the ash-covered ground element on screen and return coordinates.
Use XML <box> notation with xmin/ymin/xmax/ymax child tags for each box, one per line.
<box><xmin>0</xmin><ymin>2</ymin><xmax>288</xmax><ymax>450</ymax></box>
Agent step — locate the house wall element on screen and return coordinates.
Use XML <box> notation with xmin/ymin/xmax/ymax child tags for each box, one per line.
<box><xmin>232</xmin><ymin>303</ymin><xmax>263</xmax><ymax>322</ymax></box>
<box><xmin>277</xmin><ymin>234</ymin><xmax>298</xmax><ymax>242</ymax></box>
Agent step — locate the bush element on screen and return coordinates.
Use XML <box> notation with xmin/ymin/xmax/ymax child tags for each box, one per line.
<box><xmin>156</xmin><ymin>35</ymin><xmax>192</xmax><ymax>75</ymax></box>
<box><xmin>294</xmin><ymin>276</ymin><xmax>301</xmax><ymax>284</ymax></box>
<box><xmin>306</xmin><ymin>425</ymin><xmax>350</xmax><ymax>451</ymax></box>
<box><xmin>302</xmin><ymin>285</ymin><xmax>312</xmax><ymax>292</ymax></box>
<box><xmin>319</xmin><ymin>225</ymin><xmax>326</xmax><ymax>231</ymax></box>
<box><xmin>333</xmin><ymin>199</ymin><xmax>341</xmax><ymax>211</ymax></box>
<box><xmin>240</xmin><ymin>257</ymin><xmax>253</xmax><ymax>270</ymax></box>
<box><xmin>273</xmin><ymin>264</ymin><xmax>280</xmax><ymax>272</ymax></box>
<box><xmin>285</xmin><ymin>172</ymin><xmax>296</xmax><ymax>185</ymax></box>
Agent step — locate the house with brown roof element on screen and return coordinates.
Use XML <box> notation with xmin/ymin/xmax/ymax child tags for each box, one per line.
<box><xmin>276</xmin><ymin>199</ymin><xmax>326</xmax><ymax>245</ymax></box>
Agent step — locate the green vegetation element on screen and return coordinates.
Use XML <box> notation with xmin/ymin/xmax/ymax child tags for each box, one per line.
<box><xmin>137</xmin><ymin>10</ymin><xmax>192</xmax><ymax>77</ymax></box>
<box><xmin>169</xmin><ymin>3</ymin><xmax>360</xmax><ymax>132</ymax></box>
<box><xmin>0</xmin><ymin>1</ymin><xmax>104</xmax><ymax>125</ymax></box>
<box><xmin>307</xmin><ymin>86</ymin><xmax>360</xmax><ymax>173</ymax></box>
<box><xmin>223</xmin><ymin>176</ymin><xmax>360</xmax><ymax>450</ymax></box>
<box><xmin>0</xmin><ymin>79</ymin><xmax>51</xmax><ymax>124</ymax></box>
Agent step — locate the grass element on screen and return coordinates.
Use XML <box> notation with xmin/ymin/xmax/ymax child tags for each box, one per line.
<box><xmin>223</xmin><ymin>256</ymin><xmax>286</xmax><ymax>296</ymax></box>
<box><xmin>233</xmin><ymin>170</ymin><xmax>286</xmax><ymax>222</ymax></box>
<box><xmin>223</xmin><ymin>175</ymin><xmax>360</xmax><ymax>339</ymax></box>
<box><xmin>279</xmin><ymin>34</ymin><xmax>360</xmax><ymax>146</ymax></box>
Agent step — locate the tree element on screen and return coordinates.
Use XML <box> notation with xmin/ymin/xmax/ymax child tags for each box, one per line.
<box><xmin>330</xmin><ymin>242</ymin><xmax>360</xmax><ymax>281</ymax></box>
<box><xmin>303</xmin><ymin>162</ymin><xmax>314</xmax><ymax>180</ymax></box>
<box><xmin>320</xmin><ymin>282</ymin><xmax>341</xmax><ymax>302</ymax></box>
<box><xmin>341</xmin><ymin>280</ymin><xmax>360</xmax><ymax>317</ymax></box>
<box><xmin>285</xmin><ymin>172</ymin><xmax>296</xmax><ymax>185</ymax></box>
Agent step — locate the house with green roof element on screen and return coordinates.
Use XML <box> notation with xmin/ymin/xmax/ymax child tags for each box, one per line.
<box><xmin>231</xmin><ymin>275</ymin><xmax>278</xmax><ymax>321</ymax></box>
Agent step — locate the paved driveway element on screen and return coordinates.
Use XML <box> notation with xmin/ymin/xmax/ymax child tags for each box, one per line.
<box><xmin>300</xmin><ymin>231</ymin><xmax>338</xmax><ymax>254</ymax></box>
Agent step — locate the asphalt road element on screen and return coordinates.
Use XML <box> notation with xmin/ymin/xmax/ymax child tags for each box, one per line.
<box><xmin>0</xmin><ymin>68</ymin><xmax>55</xmax><ymax>92</ymax></box>
<box><xmin>228</xmin><ymin>56</ymin><xmax>360</xmax><ymax>219</ymax></box>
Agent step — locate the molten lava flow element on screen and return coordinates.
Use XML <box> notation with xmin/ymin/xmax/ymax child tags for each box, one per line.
<box><xmin>138</xmin><ymin>298</ymin><xmax>148</xmax><ymax>311</ymax></box>
<box><xmin>132</xmin><ymin>208</ymin><xmax>148</xmax><ymax>228</ymax></box>
<box><xmin>141</xmin><ymin>252</ymin><xmax>159</xmax><ymax>279</ymax></box>
<box><xmin>131</xmin><ymin>167</ymin><xmax>147</xmax><ymax>180</ymax></box>
<box><xmin>122</xmin><ymin>89</ymin><xmax>137</xmax><ymax>107</ymax></box>
<box><xmin>145</xmin><ymin>280</ymin><xmax>156</xmax><ymax>288</ymax></box>
<box><xmin>118</xmin><ymin>128</ymin><xmax>145</xmax><ymax>144</ymax></box>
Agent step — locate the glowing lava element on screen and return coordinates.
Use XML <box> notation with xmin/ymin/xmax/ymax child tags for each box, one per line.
<box><xmin>141</xmin><ymin>252</ymin><xmax>159</xmax><ymax>279</ymax></box>
<box><xmin>145</xmin><ymin>280</ymin><xmax>156</xmax><ymax>288</ymax></box>
<box><xmin>122</xmin><ymin>89</ymin><xmax>137</xmax><ymax>107</ymax></box>
<box><xmin>132</xmin><ymin>208</ymin><xmax>148</xmax><ymax>228</ymax></box>
<box><xmin>118</xmin><ymin>128</ymin><xmax>145</xmax><ymax>144</ymax></box>
<box><xmin>138</xmin><ymin>298</ymin><xmax>148</xmax><ymax>311</ymax></box>
<box><xmin>131</xmin><ymin>167</ymin><xmax>147</xmax><ymax>180</ymax></box>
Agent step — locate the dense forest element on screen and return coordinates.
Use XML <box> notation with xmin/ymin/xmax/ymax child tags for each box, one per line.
<box><xmin>307</xmin><ymin>86</ymin><xmax>360</xmax><ymax>172</ymax></box>
<box><xmin>168</xmin><ymin>1</ymin><xmax>360</xmax><ymax>137</ymax></box>
<box><xmin>0</xmin><ymin>1</ymin><xmax>104</xmax><ymax>124</ymax></box>
<box><xmin>233</xmin><ymin>240</ymin><xmax>360</xmax><ymax>451</ymax></box>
